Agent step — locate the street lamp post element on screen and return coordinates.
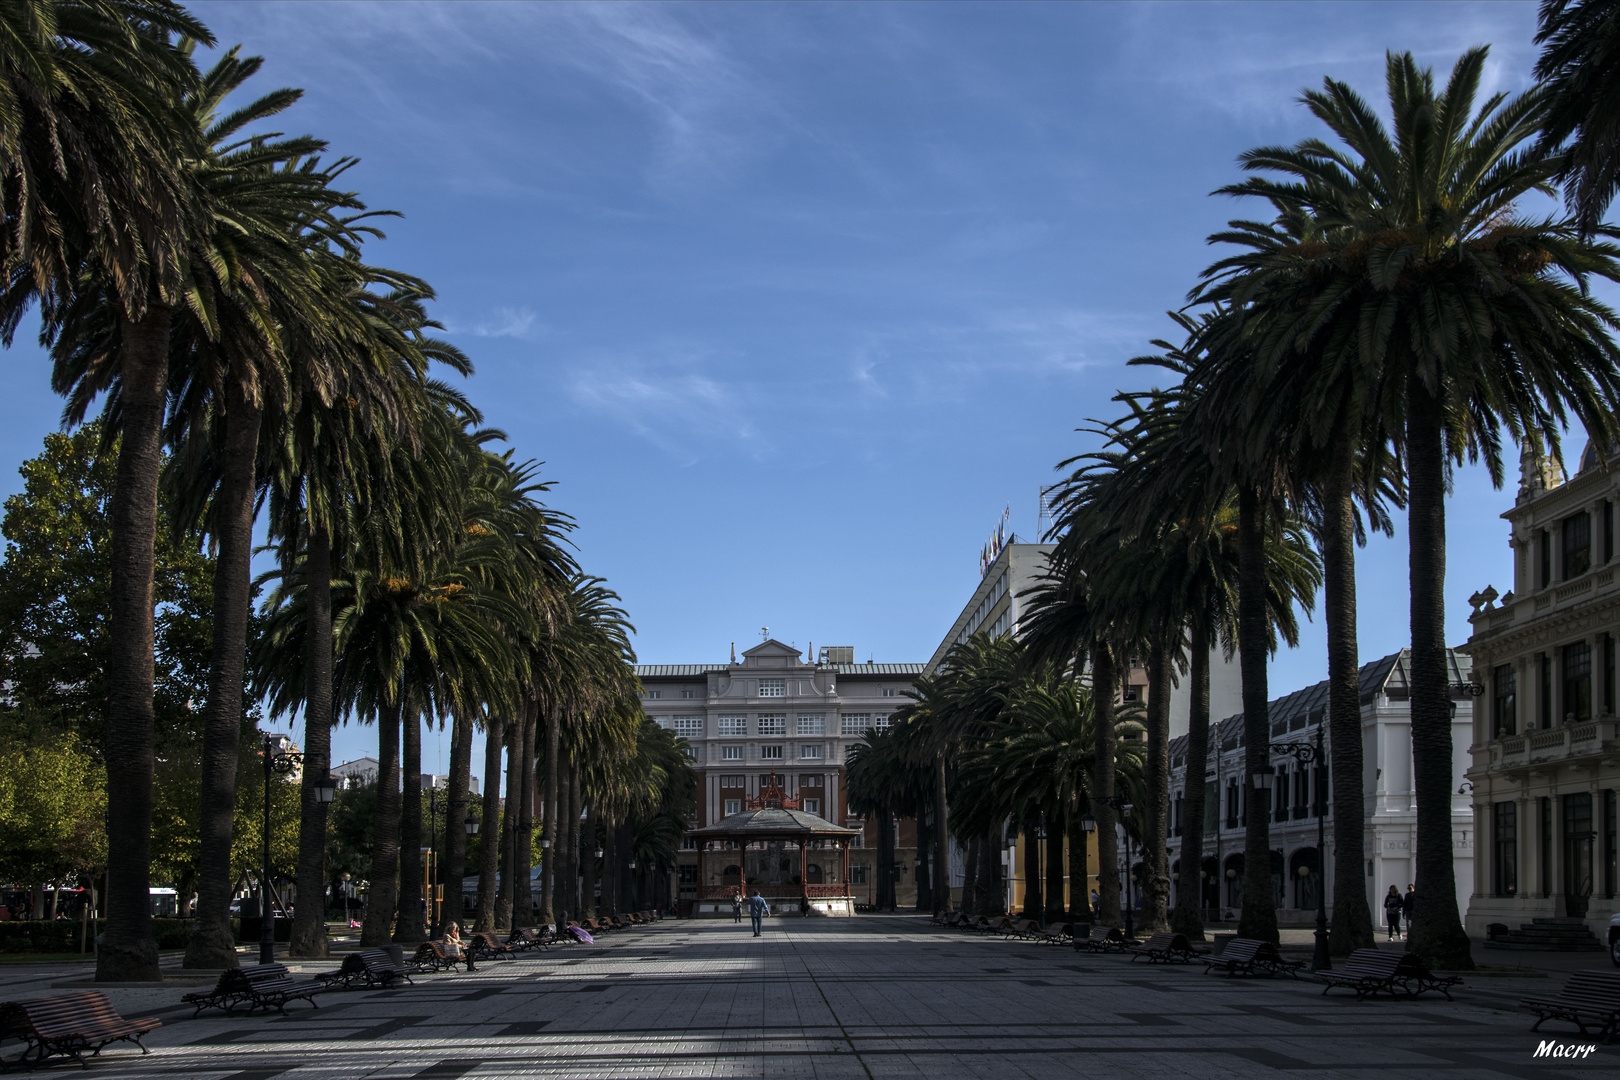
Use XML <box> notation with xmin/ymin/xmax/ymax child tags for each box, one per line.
<box><xmin>260</xmin><ymin>733</ymin><xmax>335</xmax><ymax>964</ymax></box>
<box><xmin>1262</xmin><ymin>717</ymin><xmax>1331</xmax><ymax>972</ymax></box>
<box><xmin>1085</xmin><ymin>796</ymin><xmax>1135</xmax><ymax>940</ymax></box>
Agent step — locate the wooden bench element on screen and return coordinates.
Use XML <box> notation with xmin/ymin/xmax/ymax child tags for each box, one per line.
<box><xmin>0</xmin><ymin>990</ymin><xmax>160</xmax><ymax>1069</ymax></box>
<box><xmin>182</xmin><ymin>963</ymin><xmax>324</xmax><ymax>1016</ymax></box>
<box><xmin>1075</xmin><ymin>926</ymin><xmax>1126</xmax><ymax>953</ymax></box>
<box><xmin>1127</xmin><ymin>931</ymin><xmax>1207</xmax><ymax>964</ymax></box>
<box><xmin>470</xmin><ymin>932</ymin><xmax>517</xmax><ymax>962</ymax></box>
<box><xmin>1521</xmin><ymin>970</ymin><xmax>1620</xmax><ymax>1043</ymax></box>
<box><xmin>316</xmin><ymin>949</ymin><xmax>415</xmax><ymax>989</ymax></box>
<box><xmin>1004</xmin><ymin>919</ymin><xmax>1042</xmax><ymax>940</ymax></box>
<box><xmin>506</xmin><ymin>927</ymin><xmax>552</xmax><ymax>952</ymax></box>
<box><xmin>411</xmin><ymin>940</ymin><xmax>464</xmax><ymax>973</ymax></box>
<box><xmin>1199</xmin><ymin>938</ymin><xmax>1303</xmax><ymax>978</ymax></box>
<box><xmin>1318</xmin><ymin>949</ymin><xmax>1459</xmax><ymax>1000</ymax></box>
<box><xmin>1030</xmin><ymin>922</ymin><xmax>1070</xmax><ymax>946</ymax></box>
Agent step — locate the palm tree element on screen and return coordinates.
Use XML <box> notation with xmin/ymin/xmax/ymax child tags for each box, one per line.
<box><xmin>846</xmin><ymin>727</ymin><xmax>929</xmax><ymax>911</ymax></box>
<box><xmin>2</xmin><ymin>0</ymin><xmax>211</xmax><ymax>983</ymax></box>
<box><xmin>1535</xmin><ymin>0</ymin><xmax>1620</xmax><ymax>235</ymax></box>
<box><xmin>1200</xmin><ymin>48</ymin><xmax>1620</xmax><ymax>968</ymax></box>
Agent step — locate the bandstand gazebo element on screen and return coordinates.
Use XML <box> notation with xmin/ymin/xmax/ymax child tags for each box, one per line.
<box><xmin>687</xmin><ymin>772</ymin><xmax>862</xmax><ymax>917</ymax></box>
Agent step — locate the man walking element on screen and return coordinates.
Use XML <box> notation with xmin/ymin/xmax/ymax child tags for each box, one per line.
<box><xmin>748</xmin><ymin>890</ymin><xmax>769</xmax><ymax>936</ymax></box>
<box><xmin>1402</xmin><ymin>885</ymin><xmax>1417</xmax><ymax>940</ymax></box>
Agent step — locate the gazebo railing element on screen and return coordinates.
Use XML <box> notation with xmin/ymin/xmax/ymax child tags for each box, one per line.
<box><xmin>698</xmin><ymin>884</ymin><xmax>852</xmax><ymax>900</ymax></box>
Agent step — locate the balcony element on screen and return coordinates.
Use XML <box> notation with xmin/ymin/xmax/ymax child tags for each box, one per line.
<box><xmin>1489</xmin><ymin>718</ymin><xmax>1620</xmax><ymax>769</ymax></box>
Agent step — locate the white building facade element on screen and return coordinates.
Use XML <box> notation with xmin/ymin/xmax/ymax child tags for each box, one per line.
<box><xmin>1167</xmin><ymin>649</ymin><xmax>1476</xmax><ymax>927</ymax></box>
<box><xmin>1460</xmin><ymin>442</ymin><xmax>1620</xmax><ymax>939</ymax></box>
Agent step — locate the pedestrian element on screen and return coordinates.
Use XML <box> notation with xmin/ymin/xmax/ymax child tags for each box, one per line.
<box><xmin>1402</xmin><ymin>884</ymin><xmax>1416</xmax><ymax>939</ymax></box>
<box><xmin>1383</xmin><ymin>885</ymin><xmax>1403</xmax><ymax>940</ymax></box>
<box><xmin>1090</xmin><ymin>888</ymin><xmax>1100</xmax><ymax>911</ymax></box>
<box><xmin>748</xmin><ymin>889</ymin><xmax>769</xmax><ymax>936</ymax></box>
<box><xmin>732</xmin><ymin>893</ymin><xmax>742</xmax><ymax>924</ymax></box>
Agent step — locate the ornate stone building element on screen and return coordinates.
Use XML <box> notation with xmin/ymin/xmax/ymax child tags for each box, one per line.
<box><xmin>1461</xmin><ymin>442</ymin><xmax>1620</xmax><ymax>940</ymax></box>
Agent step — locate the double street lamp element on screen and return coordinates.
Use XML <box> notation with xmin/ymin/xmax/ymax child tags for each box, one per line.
<box><xmin>1253</xmin><ymin>718</ymin><xmax>1331</xmax><ymax>972</ymax></box>
<box><xmin>260</xmin><ymin>734</ymin><xmax>335</xmax><ymax>965</ymax></box>
<box><xmin>425</xmin><ymin>786</ymin><xmax>479</xmax><ymax>933</ymax></box>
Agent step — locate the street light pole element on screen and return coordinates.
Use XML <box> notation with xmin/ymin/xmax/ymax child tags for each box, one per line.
<box><xmin>259</xmin><ymin>733</ymin><xmax>335</xmax><ymax>964</ymax></box>
<box><xmin>1264</xmin><ymin>719</ymin><xmax>1331</xmax><ymax>972</ymax></box>
<box><xmin>1087</xmin><ymin>795</ymin><xmax>1135</xmax><ymax>939</ymax></box>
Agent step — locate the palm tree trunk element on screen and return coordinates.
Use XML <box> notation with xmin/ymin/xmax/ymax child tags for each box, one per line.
<box><xmin>495</xmin><ymin>719</ymin><xmax>517</xmax><ymax>929</ymax></box>
<box><xmin>581</xmin><ymin>804</ymin><xmax>599</xmax><ymax>919</ymax></box>
<box><xmin>1140</xmin><ymin>622</ymin><xmax>1173</xmax><ymax>934</ymax></box>
<box><xmin>1237</xmin><ymin>483</ymin><xmax>1278</xmax><ymax>943</ymax></box>
<box><xmin>97</xmin><ymin>307</ymin><xmax>172</xmax><ymax>983</ymax></box>
<box><xmin>1021</xmin><ymin>819</ymin><xmax>1041</xmax><ymax>915</ymax></box>
<box><xmin>568</xmin><ymin>765</ymin><xmax>583</xmax><ymax>917</ymax></box>
<box><xmin>1171</xmin><ymin>624</ymin><xmax>1210</xmax><ymax>941</ymax></box>
<box><xmin>1405</xmin><ymin>377</ymin><xmax>1473</xmax><ymax>970</ymax></box>
<box><xmin>1324</xmin><ymin>432</ymin><xmax>1375</xmax><ymax>955</ymax></box>
<box><xmin>539</xmin><ymin>703</ymin><xmax>559</xmax><ymax>926</ymax></box>
<box><xmin>289</xmin><ymin>523</ymin><xmax>335</xmax><ymax>958</ymax></box>
<box><xmin>1091</xmin><ymin>642</ymin><xmax>1122</xmax><ymax>928</ymax></box>
<box><xmin>515</xmin><ymin>701</ymin><xmax>536</xmax><ymax>927</ymax></box>
<box><xmin>394</xmin><ymin>704</ymin><xmax>424</xmax><ymax>944</ymax></box>
<box><xmin>473</xmin><ymin>713</ymin><xmax>504</xmax><ymax>932</ymax></box>
<box><xmin>915</xmin><ymin>809</ymin><xmax>932</xmax><ymax>911</ymax></box>
<box><xmin>978</xmin><ymin>826</ymin><xmax>1001</xmax><ymax>915</ymax></box>
<box><xmin>185</xmin><ymin>386</ymin><xmax>263</xmax><ymax>970</ymax></box>
<box><xmin>361</xmin><ymin>701</ymin><xmax>401</xmax><ymax>947</ymax></box>
<box><xmin>443</xmin><ymin>710</ymin><xmax>473</xmax><ymax>932</ymax></box>
<box><xmin>933</xmin><ymin>754</ymin><xmax>949</xmax><ymax>915</ymax></box>
<box><xmin>1045</xmin><ymin>807</ymin><xmax>1066</xmax><ymax>921</ymax></box>
<box><xmin>878</xmin><ymin>810</ymin><xmax>895</xmax><ymax>910</ymax></box>
<box><xmin>961</xmin><ymin>836</ymin><xmax>980</xmax><ymax>915</ymax></box>
<box><xmin>552</xmin><ymin>745</ymin><xmax>571</xmax><ymax>922</ymax></box>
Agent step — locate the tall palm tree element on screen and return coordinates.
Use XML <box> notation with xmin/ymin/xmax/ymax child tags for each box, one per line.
<box><xmin>1199</xmin><ymin>48</ymin><xmax>1620</xmax><ymax>968</ymax></box>
<box><xmin>2</xmin><ymin>0</ymin><xmax>210</xmax><ymax>983</ymax></box>
<box><xmin>1535</xmin><ymin>0</ymin><xmax>1620</xmax><ymax>235</ymax></box>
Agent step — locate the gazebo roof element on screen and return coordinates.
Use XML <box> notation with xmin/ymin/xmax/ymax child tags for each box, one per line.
<box><xmin>689</xmin><ymin>805</ymin><xmax>861</xmax><ymax>840</ymax></box>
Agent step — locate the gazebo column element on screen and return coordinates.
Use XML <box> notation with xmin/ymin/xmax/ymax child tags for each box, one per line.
<box><xmin>801</xmin><ymin>841</ymin><xmax>809</xmax><ymax>903</ymax></box>
<box><xmin>843</xmin><ymin>840</ymin><xmax>851</xmax><ymax>897</ymax></box>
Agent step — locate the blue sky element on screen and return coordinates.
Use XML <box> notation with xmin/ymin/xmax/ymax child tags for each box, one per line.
<box><xmin>0</xmin><ymin>1</ymin><xmax>1585</xmax><ymax>780</ymax></box>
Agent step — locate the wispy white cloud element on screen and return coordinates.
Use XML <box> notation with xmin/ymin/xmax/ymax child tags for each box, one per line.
<box><xmin>566</xmin><ymin>350</ymin><xmax>763</xmax><ymax>464</ymax></box>
<box><xmin>470</xmin><ymin>306</ymin><xmax>541</xmax><ymax>340</ymax></box>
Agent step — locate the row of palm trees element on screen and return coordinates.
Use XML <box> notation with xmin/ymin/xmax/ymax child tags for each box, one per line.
<box><xmin>0</xmin><ymin>2</ymin><xmax>682</xmax><ymax>980</ymax></box>
<box><xmin>861</xmin><ymin>13</ymin><xmax>1620</xmax><ymax>970</ymax></box>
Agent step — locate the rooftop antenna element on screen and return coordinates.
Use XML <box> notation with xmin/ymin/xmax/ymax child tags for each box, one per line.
<box><xmin>1038</xmin><ymin>486</ymin><xmax>1057</xmax><ymax>540</ymax></box>
<box><xmin>731</xmin><ymin>642</ymin><xmax>736</xmax><ymax>663</ymax></box>
<box><xmin>761</xmin><ymin>626</ymin><xmax>769</xmax><ymax>641</ymax></box>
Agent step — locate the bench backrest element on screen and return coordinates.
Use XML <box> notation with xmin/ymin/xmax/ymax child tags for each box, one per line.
<box><xmin>10</xmin><ymin>992</ymin><xmax>135</xmax><ymax>1039</ymax></box>
<box><xmin>1559</xmin><ymin>970</ymin><xmax>1620</xmax><ymax>1004</ymax></box>
<box><xmin>1220</xmin><ymin>938</ymin><xmax>1263</xmax><ymax>962</ymax></box>
<box><xmin>1138</xmin><ymin>932</ymin><xmax>1175</xmax><ymax>949</ymax></box>
<box><xmin>358</xmin><ymin>949</ymin><xmax>404</xmax><ymax>973</ymax></box>
<box><xmin>1012</xmin><ymin>919</ymin><xmax>1037</xmax><ymax>933</ymax></box>
<box><xmin>1342</xmin><ymin>948</ymin><xmax>1404</xmax><ymax>976</ymax></box>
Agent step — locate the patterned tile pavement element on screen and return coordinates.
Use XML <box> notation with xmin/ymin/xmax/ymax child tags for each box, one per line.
<box><xmin>4</xmin><ymin>915</ymin><xmax>1613</xmax><ymax>1078</ymax></box>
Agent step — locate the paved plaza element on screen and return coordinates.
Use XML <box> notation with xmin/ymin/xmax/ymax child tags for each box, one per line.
<box><xmin>3</xmin><ymin>916</ymin><xmax>1612</xmax><ymax>1079</ymax></box>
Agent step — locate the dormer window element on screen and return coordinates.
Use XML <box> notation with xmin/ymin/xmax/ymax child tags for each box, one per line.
<box><xmin>758</xmin><ymin>679</ymin><xmax>785</xmax><ymax>698</ymax></box>
<box><xmin>1563</xmin><ymin>511</ymin><xmax>1591</xmax><ymax>579</ymax></box>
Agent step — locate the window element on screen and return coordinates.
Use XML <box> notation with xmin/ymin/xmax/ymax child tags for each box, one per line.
<box><xmin>1493</xmin><ymin>801</ymin><xmax>1517</xmax><ymax>897</ymax></box>
<box><xmin>850</xmin><ymin>864</ymin><xmax>868</xmax><ymax>885</ymax></box>
<box><xmin>718</xmin><ymin>715</ymin><xmax>747</xmax><ymax>736</ymax></box>
<box><xmin>721</xmin><ymin>746</ymin><xmax>742</xmax><ymax>761</ymax></box>
<box><xmin>800</xmin><ymin>744</ymin><xmax>823</xmax><ymax>759</ymax></box>
<box><xmin>797</xmin><ymin>714</ymin><xmax>825</xmax><ymax>735</ymax></box>
<box><xmin>1539</xmin><ymin>528</ymin><xmax>1552</xmax><ymax>588</ymax></box>
<box><xmin>800</xmin><ymin>775</ymin><xmax>822</xmax><ymax>787</ymax></box>
<box><xmin>720</xmin><ymin>775</ymin><xmax>744</xmax><ymax>788</ymax></box>
<box><xmin>648</xmin><ymin>715</ymin><xmax>670</xmax><ymax>730</ymax></box>
<box><xmin>1606</xmin><ymin>635</ymin><xmax>1616</xmax><ymax>716</ymax></box>
<box><xmin>1606</xmin><ymin>501</ymin><xmax>1615</xmax><ymax>565</ymax></box>
<box><xmin>882</xmin><ymin>688</ymin><xmax>898</xmax><ymax>697</ymax></box>
<box><xmin>724</xmin><ymin>799</ymin><xmax>742</xmax><ymax>815</ymax></box>
<box><xmin>844</xmin><ymin>745</ymin><xmax>859</xmax><ymax>762</ymax></box>
<box><xmin>758</xmin><ymin>679</ymin><xmax>785</xmax><ymax>698</ymax></box>
<box><xmin>758</xmin><ymin>714</ymin><xmax>785</xmax><ymax>735</ymax></box>
<box><xmin>683</xmin><ymin>747</ymin><xmax>697</xmax><ymax>761</ymax></box>
<box><xmin>841</xmin><ymin>713</ymin><xmax>871</xmax><ymax>736</ymax></box>
<box><xmin>682</xmin><ymin>689</ymin><xmax>696</xmax><ymax>699</ymax></box>
<box><xmin>1605</xmin><ymin>789</ymin><xmax>1617</xmax><ymax>898</ymax></box>
<box><xmin>674</xmin><ymin>716</ymin><xmax>703</xmax><ymax>739</ymax></box>
<box><xmin>873</xmin><ymin>715</ymin><xmax>891</xmax><ymax>731</ymax></box>
<box><xmin>1493</xmin><ymin>664</ymin><xmax>1517</xmax><ymax>737</ymax></box>
<box><xmin>761</xmin><ymin>745</ymin><xmax>783</xmax><ymax>760</ymax></box>
<box><xmin>646</xmin><ymin>690</ymin><xmax>661</xmax><ymax>699</ymax></box>
<box><xmin>802</xmin><ymin>798</ymin><xmax>821</xmax><ymax>815</ymax></box>
<box><xmin>1540</xmin><ymin>796</ymin><xmax>1553</xmax><ymax>897</ymax></box>
<box><xmin>1563</xmin><ymin>641</ymin><xmax>1592</xmax><ymax>725</ymax></box>
<box><xmin>1540</xmin><ymin>653</ymin><xmax>1553</xmax><ymax>729</ymax></box>
<box><xmin>1225</xmin><ymin>780</ymin><xmax>1241</xmax><ymax>829</ymax></box>
<box><xmin>1564</xmin><ymin>512</ymin><xmax>1593</xmax><ymax>579</ymax></box>
<box><xmin>1123</xmin><ymin>684</ymin><xmax>1139</xmax><ymax>702</ymax></box>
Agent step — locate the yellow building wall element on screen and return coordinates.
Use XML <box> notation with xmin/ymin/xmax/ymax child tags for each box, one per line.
<box><xmin>1005</xmin><ymin>831</ymin><xmax>1099</xmax><ymax>914</ymax></box>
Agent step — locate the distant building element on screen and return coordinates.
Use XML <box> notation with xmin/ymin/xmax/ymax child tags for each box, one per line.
<box><xmin>1167</xmin><ymin>649</ymin><xmax>1475</xmax><ymax>927</ymax></box>
<box><xmin>636</xmin><ymin>638</ymin><xmax>924</xmax><ymax>912</ymax></box>
<box><xmin>328</xmin><ymin>758</ymin><xmax>478</xmax><ymax>795</ymax></box>
<box><xmin>1460</xmin><ymin>440</ymin><xmax>1620</xmax><ymax>940</ymax></box>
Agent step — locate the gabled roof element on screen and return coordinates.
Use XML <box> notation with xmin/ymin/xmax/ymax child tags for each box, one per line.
<box><xmin>742</xmin><ymin>639</ymin><xmax>803</xmax><ymax>660</ymax></box>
